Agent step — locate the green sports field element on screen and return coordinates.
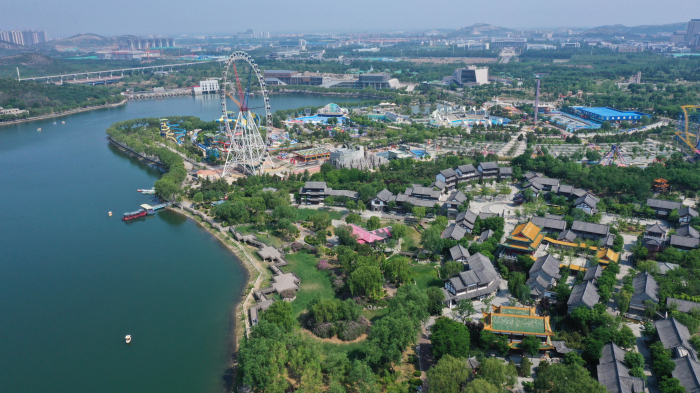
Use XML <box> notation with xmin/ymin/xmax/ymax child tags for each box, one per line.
<box><xmin>491</xmin><ymin>315</ymin><xmax>546</xmax><ymax>334</ymax></box>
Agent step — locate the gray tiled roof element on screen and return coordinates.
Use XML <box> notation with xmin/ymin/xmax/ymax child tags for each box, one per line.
<box><xmin>597</xmin><ymin>343</ymin><xmax>646</xmax><ymax>393</ymax></box>
<box><xmin>431</xmin><ymin>180</ymin><xmax>446</xmax><ymax>190</ymax></box>
<box><xmin>553</xmin><ymin>184</ymin><xmax>574</xmax><ymax>194</ymax></box>
<box><xmin>657</xmin><ymin>262</ymin><xmax>680</xmax><ymax>275</ymax></box>
<box><xmin>572</xmin><ymin>188</ymin><xmax>589</xmax><ymax>198</ymax></box>
<box><xmin>583</xmin><ymin>265</ymin><xmax>604</xmax><ymax>282</ymax></box>
<box><xmin>604</xmin><ymin>234</ymin><xmax>616</xmax><ymax>247</ymax></box>
<box><xmin>647</xmin><ymin>198</ymin><xmax>682</xmax><ymax>210</ymax></box>
<box><xmin>449</xmin><ymin>244</ymin><xmax>470</xmax><ymax>261</ymax></box>
<box><xmin>654</xmin><ymin>318</ymin><xmax>698</xmax><ymax>362</ymax></box>
<box><xmin>524</xmin><ymin>171</ymin><xmax>541</xmax><ymax>181</ymax></box>
<box><xmin>446</xmin><ymin>191</ymin><xmax>467</xmax><ymax>204</ymax></box>
<box><xmin>441</xmin><ymin>224</ymin><xmax>466</xmax><ymax>240</ymax></box>
<box><xmin>574</xmin><ymin>194</ymin><xmax>599</xmax><ymax>208</ymax></box>
<box><xmin>447</xmin><ymin>253</ymin><xmax>498</xmax><ymax>290</ymax></box>
<box><xmin>679</xmin><ymin>206</ymin><xmax>698</xmax><ymax>218</ymax></box>
<box><xmin>558</xmin><ymin>229</ymin><xmax>578</xmax><ymax>242</ymax></box>
<box><xmin>532</xmin><ymin>177</ymin><xmax>560</xmax><ymax>186</ymax></box>
<box><xmin>670</xmin><ymin>235</ymin><xmax>700</xmax><ymax>249</ymax></box>
<box><xmin>409</xmin><ymin>186</ymin><xmax>442</xmax><ymax>199</ymax></box>
<box><xmin>375</xmin><ymin>188</ymin><xmax>394</xmax><ymax>202</ymax></box>
<box><xmin>646</xmin><ymin>223</ymin><xmax>665</xmax><ymax>235</ymax></box>
<box><xmin>632</xmin><ymin>272</ymin><xmax>659</xmax><ymax>305</ymax></box>
<box><xmin>546</xmin><ymin>213</ymin><xmax>564</xmax><ymax>219</ymax></box>
<box><xmin>328</xmin><ymin>189</ymin><xmax>360</xmax><ymax>198</ymax></box>
<box><xmin>667</xmin><ymin>298</ymin><xmax>700</xmax><ymax>314</ymax></box>
<box><xmin>529</xmin><ymin>254</ymin><xmax>562</xmax><ymax>279</ymax></box>
<box><xmin>478</xmin><ymin>161</ymin><xmax>499</xmax><ymax>170</ymax></box>
<box><xmin>571</xmin><ymin>220</ymin><xmax>610</xmax><ymax>236</ymax></box>
<box><xmin>531</xmin><ymin>216</ymin><xmax>567</xmax><ymax>232</ymax></box>
<box><xmin>457</xmin><ymin>164</ymin><xmax>476</xmax><ymax>174</ymax></box>
<box><xmin>440</xmin><ymin>168</ymin><xmax>458</xmax><ymax>179</ymax></box>
<box><xmin>551</xmin><ymin>341</ymin><xmax>577</xmax><ymax>354</ymax></box>
<box><xmin>478</xmin><ymin>229</ymin><xmax>494</xmax><ymax>243</ymax></box>
<box><xmin>677</xmin><ymin>224</ymin><xmax>700</xmax><ymax>239</ymax></box>
<box><xmin>568</xmin><ymin>281</ymin><xmax>600</xmax><ymax>310</ymax></box>
<box><xmin>304</xmin><ymin>181</ymin><xmax>327</xmax><ymax>189</ymax></box>
<box><xmin>672</xmin><ymin>356</ymin><xmax>700</xmax><ymax>393</ymax></box>
<box><xmin>456</xmin><ymin>210</ymin><xmax>477</xmax><ymax>230</ymax></box>
<box><xmin>499</xmin><ymin>166</ymin><xmax>513</xmax><ymax>175</ymax></box>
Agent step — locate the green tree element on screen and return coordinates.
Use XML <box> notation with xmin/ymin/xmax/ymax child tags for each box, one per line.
<box><xmin>366</xmin><ymin>216</ymin><xmax>381</xmax><ymax>231</ymax></box>
<box><xmin>477</xmin><ymin>357</ymin><xmax>517</xmax><ymax>390</ymax></box>
<box><xmin>348</xmin><ymin>263</ymin><xmax>383</xmax><ymax>299</ymax></box>
<box><xmin>261</xmin><ymin>301</ymin><xmax>296</xmax><ymax>332</ymax></box>
<box><xmin>431</xmin><ymin>317</ymin><xmax>471</xmax><ymax>360</ymax></box>
<box><xmin>454</xmin><ymin>299</ymin><xmax>476</xmax><ymax>323</ymax></box>
<box><xmin>427</xmin><ymin>355</ymin><xmax>473</xmax><ymax>393</ymax></box>
<box><xmin>426</xmin><ymin>286</ymin><xmax>445</xmax><ymax>316</ymax></box>
<box><xmin>659</xmin><ymin>377</ymin><xmax>686</xmax><ymax>393</ymax></box>
<box><xmin>391</xmin><ymin>223</ymin><xmax>408</xmax><ymax>240</ymax></box>
<box><xmin>521</xmin><ymin>355</ymin><xmax>532</xmax><ymax>377</ymax></box>
<box><xmin>273</xmin><ymin>204</ymin><xmax>297</xmax><ymax>221</ymax></box>
<box><xmin>441</xmin><ymin>260</ymin><xmax>463</xmax><ymax>278</ymax></box>
<box><xmin>193</xmin><ymin>192</ymin><xmax>203</xmax><ymax>203</ymax></box>
<box><xmin>521</xmin><ymin>335</ymin><xmax>542</xmax><ymax>357</ymax></box>
<box><xmin>311</xmin><ymin>212</ymin><xmax>331</xmax><ymax>231</ymax></box>
<box><xmin>421</xmin><ymin>226</ymin><xmax>443</xmax><ymax>254</ymax></box>
<box><xmin>463</xmin><ymin>379</ymin><xmax>499</xmax><ymax>393</ymax></box>
<box><xmin>563</xmin><ymin>352</ymin><xmax>586</xmax><ymax>367</ymax></box>
<box><xmin>534</xmin><ymin>363</ymin><xmax>607</xmax><ymax>393</ymax></box>
<box><xmin>347</xmin><ymin>360</ymin><xmax>379</xmax><ymax>393</ymax></box>
<box><xmin>381</xmin><ymin>256</ymin><xmax>412</xmax><ymax>285</ymax></box>
<box><xmin>412</xmin><ymin>206</ymin><xmax>426</xmax><ymax>223</ymax></box>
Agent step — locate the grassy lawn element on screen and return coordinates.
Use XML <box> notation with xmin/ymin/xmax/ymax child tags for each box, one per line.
<box><xmin>401</xmin><ymin>226</ymin><xmax>422</xmax><ymax>251</ymax></box>
<box><xmin>362</xmin><ymin>307</ymin><xmax>390</xmax><ymax>323</ymax></box>
<box><xmin>319</xmin><ymin>340</ymin><xmax>366</xmax><ymax>361</ymax></box>
<box><xmin>297</xmin><ymin>208</ymin><xmax>344</xmax><ymax>222</ymax></box>
<box><xmin>410</xmin><ymin>264</ymin><xmax>442</xmax><ymax>290</ymax></box>
<box><xmin>282</xmin><ymin>251</ymin><xmax>336</xmax><ymax>317</ymax></box>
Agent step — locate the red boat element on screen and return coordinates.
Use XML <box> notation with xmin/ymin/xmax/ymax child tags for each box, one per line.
<box><xmin>123</xmin><ymin>209</ymin><xmax>148</xmax><ymax>221</ymax></box>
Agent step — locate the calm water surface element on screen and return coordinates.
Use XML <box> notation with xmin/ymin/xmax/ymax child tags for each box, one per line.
<box><xmin>0</xmin><ymin>94</ymin><xmax>361</xmax><ymax>393</ymax></box>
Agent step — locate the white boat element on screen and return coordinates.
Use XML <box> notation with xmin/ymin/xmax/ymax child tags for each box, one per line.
<box><xmin>138</xmin><ymin>189</ymin><xmax>155</xmax><ymax>195</ymax></box>
<box><xmin>53</xmin><ymin>122</ymin><xmax>57</xmax><ymax>124</ymax></box>
<box><xmin>125</xmin><ymin>335</ymin><xmax>132</xmax><ymax>344</ymax></box>
<box><xmin>61</xmin><ymin>121</ymin><xmax>65</xmax><ymax>124</ymax></box>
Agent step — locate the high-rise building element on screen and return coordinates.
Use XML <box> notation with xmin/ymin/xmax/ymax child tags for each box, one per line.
<box><xmin>687</xmin><ymin>19</ymin><xmax>700</xmax><ymax>47</ymax></box>
<box><xmin>0</xmin><ymin>30</ymin><xmax>47</xmax><ymax>46</ymax></box>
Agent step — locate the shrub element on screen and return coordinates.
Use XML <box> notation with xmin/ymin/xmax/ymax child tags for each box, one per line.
<box><xmin>317</xmin><ymin>259</ymin><xmax>331</xmax><ymax>270</ymax></box>
<box><xmin>337</xmin><ymin>320</ymin><xmax>367</xmax><ymax>341</ymax></box>
<box><xmin>280</xmin><ymin>289</ymin><xmax>296</xmax><ymax>299</ymax></box>
<box><xmin>312</xmin><ymin>323</ymin><xmax>335</xmax><ymax>339</ymax></box>
<box><xmin>409</xmin><ymin>378</ymin><xmax>423</xmax><ymax>386</ymax></box>
<box><xmin>413</xmin><ymin>370</ymin><xmax>422</xmax><ymax>377</ymax></box>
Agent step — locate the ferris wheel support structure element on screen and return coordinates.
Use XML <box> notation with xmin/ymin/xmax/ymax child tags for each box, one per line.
<box><xmin>675</xmin><ymin>105</ymin><xmax>700</xmax><ymax>155</ymax></box>
<box><xmin>219</xmin><ymin>51</ymin><xmax>274</xmax><ymax>177</ymax></box>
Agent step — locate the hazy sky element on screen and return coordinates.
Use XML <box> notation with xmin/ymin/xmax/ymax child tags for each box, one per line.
<box><xmin>2</xmin><ymin>0</ymin><xmax>695</xmax><ymax>37</ymax></box>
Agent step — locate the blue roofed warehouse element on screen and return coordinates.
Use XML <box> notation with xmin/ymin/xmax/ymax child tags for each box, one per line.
<box><xmin>571</xmin><ymin>107</ymin><xmax>651</xmax><ymax>124</ymax></box>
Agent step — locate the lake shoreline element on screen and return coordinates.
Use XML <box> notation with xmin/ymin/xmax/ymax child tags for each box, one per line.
<box><xmin>165</xmin><ymin>205</ymin><xmax>265</xmax><ymax>392</ymax></box>
<box><xmin>0</xmin><ymin>100</ymin><xmax>127</xmax><ymax>127</ymax></box>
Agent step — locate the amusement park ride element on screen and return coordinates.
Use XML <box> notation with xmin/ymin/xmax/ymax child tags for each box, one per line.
<box><xmin>675</xmin><ymin>105</ymin><xmax>700</xmax><ymax>155</ymax></box>
<box><xmin>218</xmin><ymin>51</ymin><xmax>274</xmax><ymax>177</ymax></box>
<box><xmin>159</xmin><ymin>119</ymin><xmax>187</xmax><ymax>145</ymax></box>
<box><xmin>598</xmin><ymin>145</ymin><xmax>629</xmax><ymax>167</ymax></box>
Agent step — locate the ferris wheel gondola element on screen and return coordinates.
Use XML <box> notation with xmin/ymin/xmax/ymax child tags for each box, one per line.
<box><xmin>219</xmin><ymin>51</ymin><xmax>274</xmax><ymax>177</ymax></box>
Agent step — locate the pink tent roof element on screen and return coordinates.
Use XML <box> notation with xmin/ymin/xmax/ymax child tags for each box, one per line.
<box><xmin>349</xmin><ymin>224</ymin><xmax>392</xmax><ymax>244</ymax></box>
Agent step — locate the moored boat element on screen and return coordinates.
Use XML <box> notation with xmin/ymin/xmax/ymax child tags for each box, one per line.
<box><xmin>122</xmin><ymin>209</ymin><xmax>148</xmax><ymax>221</ymax></box>
<box><xmin>125</xmin><ymin>335</ymin><xmax>131</xmax><ymax>344</ymax></box>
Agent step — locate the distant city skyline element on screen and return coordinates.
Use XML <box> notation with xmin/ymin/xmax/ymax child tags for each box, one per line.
<box><xmin>2</xmin><ymin>0</ymin><xmax>698</xmax><ymax>38</ymax></box>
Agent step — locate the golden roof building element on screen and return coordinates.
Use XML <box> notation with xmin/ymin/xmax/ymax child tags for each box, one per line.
<box><xmin>482</xmin><ymin>305</ymin><xmax>555</xmax><ymax>350</ymax></box>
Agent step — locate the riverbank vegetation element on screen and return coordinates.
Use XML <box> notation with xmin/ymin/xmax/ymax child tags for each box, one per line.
<box><xmin>0</xmin><ymin>78</ymin><xmax>123</xmax><ymax>122</ymax></box>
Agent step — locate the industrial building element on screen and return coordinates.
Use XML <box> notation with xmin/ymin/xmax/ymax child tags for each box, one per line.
<box><xmin>448</xmin><ymin>66</ymin><xmax>489</xmax><ymax>86</ymax></box>
<box><xmin>561</xmin><ymin>42</ymin><xmax>581</xmax><ymax>48</ymax></box>
<box><xmin>123</xmin><ymin>37</ymin><xmax>174</xmax><ymax>49</ymax></box>
<box><xmin>264</xmin><ymin>70</ymin><xmax>400</xmax><ymax>90</ymax></box>
<box><xmin>570</xmin><ymin>107</ymin><xmax>651</xmax><ymax>124</ymax></box>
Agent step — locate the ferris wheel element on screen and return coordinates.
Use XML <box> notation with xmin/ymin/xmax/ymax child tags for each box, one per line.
<box><xmin>219</xmin><ymin>51</ymin><xmax>274</xmax><ymax>177</ymax></box>
<box><xmin>675</xmin><ymin>105</ymin><xmax>700</xmax><ymax>155</ymax></box>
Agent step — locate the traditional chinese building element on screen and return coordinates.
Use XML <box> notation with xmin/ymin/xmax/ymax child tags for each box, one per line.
<box><xmin>482</xmin><ymin>305</ymin><xmax>555</xmax><ymax>350</ymax></box>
